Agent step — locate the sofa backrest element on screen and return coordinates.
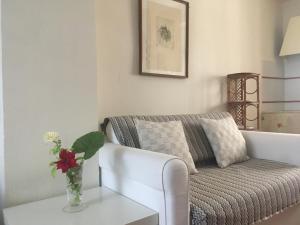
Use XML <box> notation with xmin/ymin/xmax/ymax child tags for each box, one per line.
<box><xmin>102</xmin><ymin>112</ymin><xmax>232</xmax><ymax>164</ymax></box>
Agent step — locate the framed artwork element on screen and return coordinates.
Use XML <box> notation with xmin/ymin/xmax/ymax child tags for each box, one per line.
<box><xmin>139</xmin><ymin>0</ymin><xmax>189</xmax><ymax>78</ymax></box>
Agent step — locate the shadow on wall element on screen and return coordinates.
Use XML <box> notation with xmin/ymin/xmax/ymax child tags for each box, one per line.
<box><xmin>205</xmin><ymin>74</ymin><xmax>227</xmax><ymax>112</ymax></box>
<box><xmin>129</xmin><ymin>0</ymin><xmax>139</xmax><ymax>75</ymax></box>
<box><xmin>0</xmin><ymin>179</ymin><xmax>3</xmax><ymax>225</ymax></box>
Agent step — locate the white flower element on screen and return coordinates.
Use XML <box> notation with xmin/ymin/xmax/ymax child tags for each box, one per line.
<box><xmin>44</xmin><ymin>132</ymin><xmax>60</xmax><ymax>143</ymax></box>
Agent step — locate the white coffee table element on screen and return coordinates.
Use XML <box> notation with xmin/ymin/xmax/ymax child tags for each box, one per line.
<box><xmin>3</xmin><ymin>187</ymin><xmax>158</xmax><ymax>225</ymax></box>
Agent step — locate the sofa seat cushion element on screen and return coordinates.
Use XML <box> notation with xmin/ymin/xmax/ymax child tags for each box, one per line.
<box><xmin>190</xmin><ymin>159</ymin><xmax>300</xmax><ymax>225</ymax></box>
<box><xmin>102</xmin><ymin>112</ymin><xmax>232</xmax><ymax>164</ymax></box>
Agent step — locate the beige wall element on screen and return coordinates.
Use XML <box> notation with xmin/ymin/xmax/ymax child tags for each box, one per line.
<box><xmin>2</xmin><ymin>0</ymin><xmax>99</xmax><ymax>207</ymax></box>
<box><xmin>96</xmin><ymin>0</ymin><xmax>285</xmax><ymax>121</ymax></box>
<box><xmin>282</xmin><ymin>0</ymin><xmax>300</xmax><ymax>111</ymax></box>
<box><xmin>0</xmin><ymin>0</ymin><xmax>4</xmax><ymax>223</ymax></box>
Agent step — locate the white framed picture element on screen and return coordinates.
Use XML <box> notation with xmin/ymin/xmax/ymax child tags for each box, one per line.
<box><xmin>139</xmin><ymin>0</ymin><xmax>189</xmax><ymax>78</ymax></box>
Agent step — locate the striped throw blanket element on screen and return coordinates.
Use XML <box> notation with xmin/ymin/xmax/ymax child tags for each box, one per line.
<box><xmin>102</xmin><ymin>113</ymin><xmax>300</xmax><ymax>225</ymax></box>
<box><xmin>190</xmin><ymin>159</ymin><xmax>300</xmax><ymax>225</ymax></box>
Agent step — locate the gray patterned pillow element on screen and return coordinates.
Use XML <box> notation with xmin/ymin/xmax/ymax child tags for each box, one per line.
<box><xmin>134</xmin><ymin>119</ymin><xmax>198</xmax><ymax>174</ymax></box>
<box><xmin>199</xmin><ymin>117</ymin><xmax>249</xmax><ymax>168</ymax></box>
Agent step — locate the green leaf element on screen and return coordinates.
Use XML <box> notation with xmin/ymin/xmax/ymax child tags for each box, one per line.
<box><xmin>51</xmin><ymin>167</ymin><xmax>57</xmax><ymax>177</ymax></box>
<box><xmin>50</xmin><ymin>145</ymin><xmax>61</xmax><ymax>155</ymax></box>
<box><xmin>72</xmin><ymin>131</ymin><xmax>105</xmax><ymax>160</ymax></box>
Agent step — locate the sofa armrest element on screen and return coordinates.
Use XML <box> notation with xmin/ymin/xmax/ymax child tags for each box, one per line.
<box><xmin>99</xmin><ymin>143</ymin><xmax>189</xmax><ymax>225</ymax></box>
<box><xmin>242</xmin><ymin>131</ymin><xmax>300</xmax><ymax>166</ymax></box>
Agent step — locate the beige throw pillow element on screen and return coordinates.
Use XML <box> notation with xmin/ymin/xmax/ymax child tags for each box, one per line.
<box><xmin>200</xmin><ymin>117</ymin><xmax>249</xmax><ymax>168</ymax></box>
<box><xmin>135</xmin><ymin>119</ymin><xmax>198</xmax><ymax>174</ymax></box>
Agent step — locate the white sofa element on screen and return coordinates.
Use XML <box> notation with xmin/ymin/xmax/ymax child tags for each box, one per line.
<box><xmin>99</xmin><ymin>122</ymin><xmax>300</xmax><ymax>225</ymax></box>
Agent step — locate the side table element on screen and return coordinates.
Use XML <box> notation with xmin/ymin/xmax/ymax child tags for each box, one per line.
<box><xmin>4</xmin><ymin>187</ymin><xmax>158</xmax><ymax>225</ymax></box>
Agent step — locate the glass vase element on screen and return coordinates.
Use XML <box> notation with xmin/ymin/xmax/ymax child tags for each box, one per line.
<box><xmin>63</xmin><ymin>164</ymin><xmax>86</xmax><ymax>213</ymax></box>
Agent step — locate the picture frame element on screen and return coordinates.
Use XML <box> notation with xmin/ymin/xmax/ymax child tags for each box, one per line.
<box><xmin>139</xmin><ymin>0</ymin><xmax>189</xmax><ymax>78</ymax></box>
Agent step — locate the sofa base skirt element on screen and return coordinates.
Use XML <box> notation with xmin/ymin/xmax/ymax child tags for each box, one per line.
<box><xmin>257</xmin><ymin>203</ymin><xmax>300</xmax><ymax>225</ymax></box>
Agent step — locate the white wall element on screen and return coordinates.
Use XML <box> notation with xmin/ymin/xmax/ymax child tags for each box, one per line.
<box><xmin>282</xmin><ymin>0</ymin><xmax>300</xmax><ymax>110</ymax></box>
<box><xmin>96</xmin><ymin>0</ymin><xmax>285</xmax><ymax>121</ymax></box>
<box><xmin>0</xmin><ymin>0</ymin><xmax>4</xmax><ymax>223</ymax></box>
<box><xmin>284</xmin><ymin>56</ymin><xmax>300</xmax><ymax>110</ymax></box>
<box><xmin>2</xmin><ymin>0</ymin><xmax>99</xmax><ymax>207</ymax></box>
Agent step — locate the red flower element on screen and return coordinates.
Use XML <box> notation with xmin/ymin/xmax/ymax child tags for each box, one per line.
<box><xmin>55</xmin><ymin>149</ymin><xmax>78</xmax><ymax>173</ymax></box>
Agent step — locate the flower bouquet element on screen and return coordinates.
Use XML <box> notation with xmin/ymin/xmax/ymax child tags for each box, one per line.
<box><xmin>44</xmin><ymin>131</ymin><xmax>104</xmax><ymax>213</ymax></box>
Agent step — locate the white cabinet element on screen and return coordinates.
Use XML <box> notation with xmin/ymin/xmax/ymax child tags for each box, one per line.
<box><xmin>261</xmin><ymin>111</ymin><xmax>300</xmax><ymax>134</ymax></box>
